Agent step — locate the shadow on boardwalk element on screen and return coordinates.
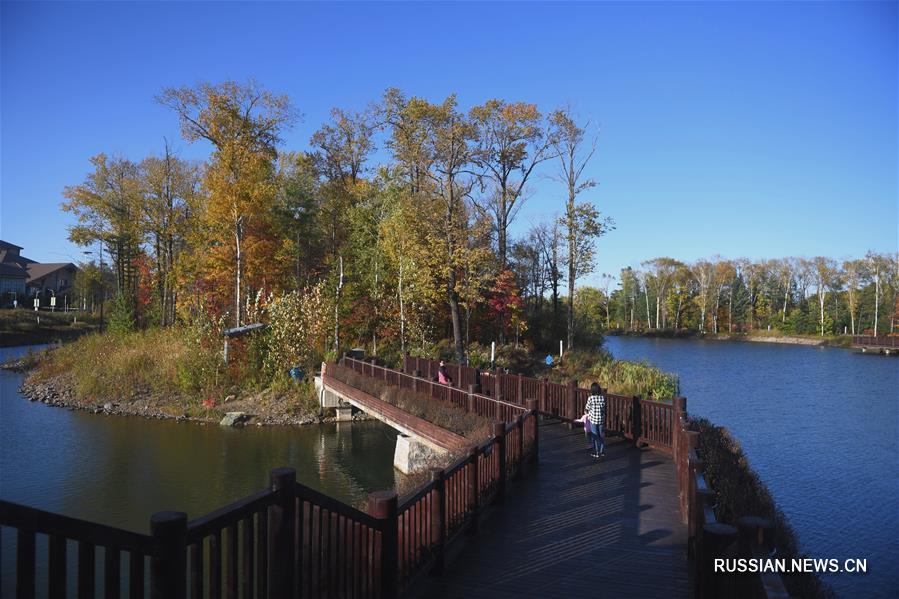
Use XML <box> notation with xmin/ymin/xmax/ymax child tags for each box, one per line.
<box><xmin>409</xmin><ymin>419</ymin><xmax>691</xmax><ymax>599</ymax></box>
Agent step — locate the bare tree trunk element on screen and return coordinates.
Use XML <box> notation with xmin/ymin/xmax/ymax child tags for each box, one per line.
<box><xmin>874</xmin><ymin>272</ymin><xmax>880</xmax><ymax>334</ymax></box>
<box><xmin>782</xmin><ymin>289</ymin><xmax>789</xmax><ymax>323</ymax></box>
<box><xmin>448</xmin><ymin>270</ymin><xmax>464</xmax><ymax>362</ymax></box>
<box><xmin>398</xmin><ymin>262</ymin><xmax>406</xmax><ymax>355</ymax></box>
<box><xmin>644</xmin><ymin>289</ymin><xmax>652</xmax><ymax>329</ymax></box>
<box><xmin>819</xmin><ymin>291</ymin><xmax>826</xmax><ymax>336</ymax></box>
<box><xmin>234</xmin><ymin>216</ymin><xmax>243</xmax><ymax>327</ymax></box>
<box><xmin>656</xmin><ymin>296</ymin><xmax>660</xmax><ymax>330</ymax></box>
<box><xmin>334</xmin><ymin>255</ymin><xmax>343</xmax><ymax>354</ymax></box>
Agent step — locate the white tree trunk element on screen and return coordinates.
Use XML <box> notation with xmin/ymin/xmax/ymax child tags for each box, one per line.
<box><xmin>234</xmin><ymin>216</ymin><xmax>243</xmax><ymax>328</ymax></box>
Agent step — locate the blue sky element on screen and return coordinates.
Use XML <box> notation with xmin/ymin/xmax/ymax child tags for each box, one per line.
<box><xmin>1</xmin><ymin>1</ymin><xmax>896</xmax><ymax>286</ymax></box>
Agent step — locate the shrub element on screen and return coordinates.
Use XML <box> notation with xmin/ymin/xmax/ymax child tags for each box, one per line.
<box><xmin>262</xmin><ymin>283</ymin><xmax>329</xmax><ymax>382</ymax></box>
<box><xmin>107</xmin><ymin>294</ymin><xmax>135</xmax><ymax>335</ymax></box>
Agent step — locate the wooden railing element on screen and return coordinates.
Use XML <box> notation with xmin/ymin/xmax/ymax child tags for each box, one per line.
<box><xmin>0</xmin><ymin>500</ymin><xmax>157</xmax><ymax>599</ymax></box>
<box><xmin>1</xmin><ymin>469</ymin><xmax>390</xmax><ymax>599</ymax></box>
<box><xmin>344</xmin><ymin>357</ymin><xmax>529</xmax><ymax>422</ymax></box>
<box><xmin>1</xmin><ymin>360</ymin><xmax>539</xmax><ymax>598</ymax></box>
<box><xmin>852</xmin><ymin>334</ymin><xmax>899</xmax><ymax>348</ymax></box>
<box><xmin>405</xmin><ymin>356</ymin><xmax>676</xmax><ymax>451</ymax></box>
<box><xmin>336</xmin><ymin>356</ymin><xmax>539</xmax><ymax>594</ymax></box>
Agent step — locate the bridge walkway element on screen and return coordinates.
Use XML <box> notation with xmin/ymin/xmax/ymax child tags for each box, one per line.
<box><xmin>409</xmin><ymin>418</ymin><xmax>691</xmax><ymax>598</ymax></box>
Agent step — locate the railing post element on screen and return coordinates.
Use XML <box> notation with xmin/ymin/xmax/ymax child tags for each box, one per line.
<box><xmin>688</xmin><ymin>455</ymin><xmax>705</xmax><ymax>558</ymax></box>
<box><xmin>683</xmin><ymin>432</ymin><xmax>699</xmax><ymax>519</ymax></box>
<box><xmin>466</xmin><ymin>446</ymin><xmax>480</xmax><ymax>535</ymax></box>
<box><xmin>539</xmin><ymin>379</ymin><xmax>547</xmax><ymax>412</ymax></box>
<box><xmin>567</xmin><ymin>379</ymin><xmax>578</xmax><ymax>422</ymax></box>
<box><xmin>150</xmin><ymin>511</ymin><xmax>187</xmax><ymax>599</ymax></box>
<box><xmin>699</xmin><ymin>523</ymin><xmax>737</xmax><ymax>599</ymax></box>
<box><xmin>268</xmin><ymin>467</ymin><xmax>296</xmax><ymax>598</ymax></box>
<box><xmin>429</xmin><ymin>469</ymin><xmax>446</xmax><ymax>576</ymax></box>
<box><xmin>413</xmin><ymin>371</ymin><xmax>421</xmax><ymax>393</ymax></box>
<box><xmin>514</xmin><ymin>415</ymin><xmax>525</xmax><ymax>479</ymax></box>
<box><xmin>631</xmin><ymin>395</ymin><xmax>643</xmax><ymax>446</ymax></box>
<box><xmin>516</xmin><ymin>374</ymin><xmax>523</xmax><ymax>404</ymax></box>
<box><xmin>468</xmin><ymin>384</ymin><xmax>478</xmax><ymax>415</ymax></box>
<box><xmin>368</xmin><ymin>491</ymin><xmax>398</xmax><ymax>599</ymax></box>
<box><xmin>527</xmin><ymin>399</ymin><xmax>540</xmax><ymax>464</ymax></box>
<box><xmin>493</xmin><ymin>422</ymin><xmax>507</xmax><ymax>505</ymax></box>
<box><xmin>672</xmin><ymin>396</ymin><xmax>686</xmax><ymax>475</ymax></box>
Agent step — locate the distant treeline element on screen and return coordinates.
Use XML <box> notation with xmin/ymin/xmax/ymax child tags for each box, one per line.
<box><xmin>561</xmin><ymin>254</ymin><xmax>897</xmax><ymax>338</ymax></box>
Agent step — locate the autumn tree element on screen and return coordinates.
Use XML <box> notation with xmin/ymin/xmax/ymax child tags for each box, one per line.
<box><xmin>549</xmin><ymin>108</ymin><xmax>613</xmax><ymax>350</ymax></box>
<box><xmin>642</xmin><ymin>257</ymin><xmax>683</xmax><ymax>329</ymax></box>
<box><xmin>468</xmin><ymin>100</ymin><xmax>553</xmax><ymax>267</ymax></box>
<box><xmin>62</xmin><ymin>154</ymin><xmax>143</xmax><ymax>309</ymax></box>
<box><xmin>158</xmin><ymin>80</ymin><xmax>296</xmax><ymax>326</ymax></box>
<box><xmin>140</xmin><ymin>142</ymin><xmax>200</xmax><ymax>325</ymax></box>
<box><xmin>273</xmin><ymin>151</ymin><xmax>321</xmax><ymax>287</ymax></box>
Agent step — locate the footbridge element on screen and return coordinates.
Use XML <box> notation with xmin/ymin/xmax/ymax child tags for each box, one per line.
<box><xmin>1</xmin><ymin>356</ymin><xmax>789</xmax><ymax>599</ymax></box>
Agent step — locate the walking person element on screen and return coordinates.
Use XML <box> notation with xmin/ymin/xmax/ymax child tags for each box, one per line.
<box><xmin>585</xmin><ymin>382</ymin><xmax>606</xmax><ymax>458</ymax></box>
<box><xmin>437</xmin><ymin>360</ymin><xmax>453</xmax><ymax>386</ymax></box>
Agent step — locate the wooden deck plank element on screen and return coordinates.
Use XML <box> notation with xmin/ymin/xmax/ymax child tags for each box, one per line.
<box><xmin>407</xmin><ymin>419</ymin><xmax>692</xmax><ymax>598</ymax></box>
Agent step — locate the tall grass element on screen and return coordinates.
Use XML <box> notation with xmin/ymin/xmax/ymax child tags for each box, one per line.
<box><xmin>549</xmin><ymin>350</ymin><xmax>679</xmax><ymax>400</ymax></box>
<box><xmin>31</xmin><ymin>326</ymin><xmax>226</xmax><ymax>404</ymax></box>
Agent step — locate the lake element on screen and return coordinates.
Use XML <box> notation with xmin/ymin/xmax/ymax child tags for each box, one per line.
<box><xmin>604</xmin><ymin>336</ymin><xmax>898</xmax><ymax>598</ymax></box>
<box><xmin>0</xmin><ymin>345</ymin><xmax>406</xmax><ymax>597</ymax></box>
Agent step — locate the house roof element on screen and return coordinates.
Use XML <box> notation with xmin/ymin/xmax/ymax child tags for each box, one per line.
<box><xmin>0</xmin><ymin>263</ymin><xmax>28</xmax><ymax>278</ymax></box>
<box><xmin>1</xmin><ymin>250</ymin><xmax>34</xmax><ymax>268</ymax></box>
<box><xmin>0</xmin><ymin>240</ymin><xmax>24</xmax><ymax>251</ymax></box>
<box><xmin>26</xmin><ymin>262</ymin><xmax>76</xmax><ymax>283</ymax></box>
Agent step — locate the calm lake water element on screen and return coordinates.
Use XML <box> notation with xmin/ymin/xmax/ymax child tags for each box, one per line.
<box><xmin>0</xmin><ymin>345</ymin><xmax>405</xmax><ymax>596</ymax></box>
<box><xmin>605</xmin><ymin>336</ymin><xmax>898</xmax><ymax>598</ymax></box>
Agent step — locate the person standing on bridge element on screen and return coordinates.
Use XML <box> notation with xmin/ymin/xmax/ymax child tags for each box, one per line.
<box><xmin>438</xmin><ymin>360</ymin><xmax>453</xmax><ymax>386</ymax></box>
<box><xmin>585</xmin><ymin>383</ymin><xmax>606</xmax><ymax>458</ymax></box>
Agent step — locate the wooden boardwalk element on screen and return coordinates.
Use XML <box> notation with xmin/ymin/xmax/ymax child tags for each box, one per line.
<box><xmin>409</xmin><ymin>419</ymin><xmax>692</xmax><ymax>598</ymax></box>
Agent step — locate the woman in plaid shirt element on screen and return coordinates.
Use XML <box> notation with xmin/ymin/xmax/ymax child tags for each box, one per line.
<box><xmin>585</xmin><ymin>382</ymin><xmax>605</xmax><ymax>458</ymax></box>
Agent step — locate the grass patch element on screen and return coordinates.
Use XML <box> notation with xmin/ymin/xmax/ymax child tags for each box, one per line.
<box><xmin>29</xmin><ymin>327</ymin><xmax>225</xmax><ymax>405</ymax></box>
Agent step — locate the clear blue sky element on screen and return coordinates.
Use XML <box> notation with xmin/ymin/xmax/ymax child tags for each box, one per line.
<box><xmin>2</xmin><ymin>1</ymin><xmax>896</xmax><ymax>286</ymax></box>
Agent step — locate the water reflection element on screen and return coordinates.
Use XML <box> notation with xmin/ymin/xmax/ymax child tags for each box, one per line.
<box><xmin>1</xmin><ymin>345</ymin><xmax>406</xmax><ymax>538</ymax></box>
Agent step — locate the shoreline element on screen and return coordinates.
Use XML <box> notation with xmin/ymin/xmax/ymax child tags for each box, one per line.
<box><xmin>10</xmin><ymin>368</ymin><xmax>367</xmax><ymax>428</ymax></box>
<box><xmin>608</xmin><ymin>330</ymin><xmax>849</xmax><ymax>348</ymax></box>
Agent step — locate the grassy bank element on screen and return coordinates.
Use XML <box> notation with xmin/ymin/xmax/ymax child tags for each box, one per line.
<box><xmin>0</xmin><ymin>309</ymin><xmax>100</xmax><ymax>347</ymax></box>
<box><xmin>23</xmin><ymin>327</ymin><xmax>319</xmax><ymax>423</ymax></box>
<box><xmin>691</xmin><ymin>417</ymin><xmax>835</xmax><ymax>598</ymax></box>
<box><xmin>546</xmin><ymin>349</ymin><xmax>679</xmax><ymax>400</ymax></box>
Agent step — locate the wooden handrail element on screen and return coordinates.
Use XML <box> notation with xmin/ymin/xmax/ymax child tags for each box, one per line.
<box><xmin>186</xmin><ymin>487</ymin><xmax>275</xmax><ymax>541</ymax></box>
<box><xmin>0</xmin><ymin>499</ymin><xmax>157</xmax><ymax>555</ymax></box>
